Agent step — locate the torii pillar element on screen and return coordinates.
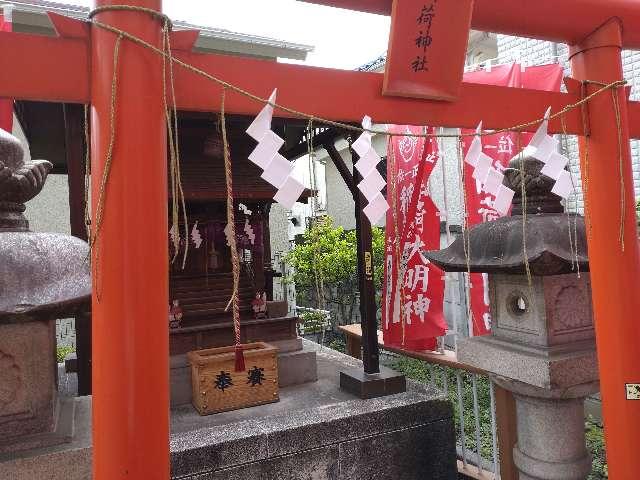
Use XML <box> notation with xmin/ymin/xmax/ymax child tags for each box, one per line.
<box><xmin>570</xmin><ymin>19</ymin><xmax>640</xmax><ymax>480</ymax></box>
<box><xmin>90</xmin><ymin>1</ymin><xmax>169</xmax><ymax>479</ymax></box>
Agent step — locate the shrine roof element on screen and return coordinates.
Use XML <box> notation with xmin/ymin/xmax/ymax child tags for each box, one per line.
<box><xmin>356</xmin><ymin>54</ymin><xmax>386</xmax><ymax>73</ymax></box>
<box><xmin>0</xmin><ymin>0</ymin><xmax>314</xmax><ymax>61</ymax></box>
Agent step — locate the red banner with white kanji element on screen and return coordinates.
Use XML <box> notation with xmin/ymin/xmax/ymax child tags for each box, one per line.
<box><xmin>382</xmin><ymin>125</ymin><xmax>447</xmax><ymax>351</ymax></box>
<box><xmin>0</xmin><ymin>11</ymin><xmax>13</xmax><ymax>132</ymax></box>
<box><xmin>461</xmin><ymin>63</ymin><xmax>563</xmax><ymax>336</ymax></box>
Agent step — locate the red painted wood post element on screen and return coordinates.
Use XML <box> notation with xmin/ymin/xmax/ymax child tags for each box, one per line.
<box><xmin>90</xmin><ymin>1</ymin><xmax>169</xmax><ymax>478</ymax></box>
<box><xmin>570</xmin><ymin>18</ymin><xmax>640</xmax><ymax>480</ymax></box>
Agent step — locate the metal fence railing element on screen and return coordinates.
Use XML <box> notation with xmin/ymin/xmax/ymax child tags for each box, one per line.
<box><xmin>295</xmin><ymin>306</ymin><xmax>332</xmax><ymax>346</ymax></box>
<box><xmin>380</xmin><ymin>351</ymin><xmax>500</xmax><ymax>479</ymax></box>
<box><xmin>339</xmin><ymin>323</ymin><xmax>511</xmax><ymax>480</ymax></box>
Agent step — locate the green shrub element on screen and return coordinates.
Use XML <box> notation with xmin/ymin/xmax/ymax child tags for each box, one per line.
<box><xmin>586</xmin><ymin>416</ymin><xmax>607</xmax><ymax>479</ymax></box>
<box><xmin>327</xmin><ymin>337</ymin><xmax>346</xmax><ymax>353</ymax></box>
<box><xmin>56</xmin><ymin>345</ymin><xmax>75</xmax><ymax>363</ymax></box>
<box><xmin>299</xmin><ymin>311</ymin><xmax>329</xmax><ymax>334</ymax></box>
<box><xmin>284</xmin><ymin>217</ymin><xmax>385</xmax><ymax>321</ymax></box>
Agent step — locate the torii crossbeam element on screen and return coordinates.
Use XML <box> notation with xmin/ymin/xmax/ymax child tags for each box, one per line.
<box><xmin>1</xmin><ymin>0</ymin><xmax>639</xmax><ymax>478</ymax></box>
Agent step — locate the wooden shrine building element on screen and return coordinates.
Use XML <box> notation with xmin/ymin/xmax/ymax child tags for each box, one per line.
<box><xmin>17</xmin><ymin>100</ymin><xmax>322</xmax><ymax>380</ymax></box>
<box><xmin>165</xmin><ymin>114</ymin><xmax>315</xmax><ymax>355</ymax></box>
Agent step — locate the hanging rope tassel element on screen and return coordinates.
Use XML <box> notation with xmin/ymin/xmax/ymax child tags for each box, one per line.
<box><xmin>220</xmin><ymin>87</ymin><xmax>245</xmax><ymax>372</ymax></box>
<box><xmin>234</xmin><ymin>344</ymin><xmax>245</xmax><ymax>373</ymax></box>
<box><xmin>611</xmin><ymin>86</ymin><xmax>626</xmax><ymax>252</ymax></box>
<box><xmin>161</xmin><ymin>19</ymin><xmax>189</xmax><ymax>267</ymax></box>
<box><xmin>90</xmin><ymin>33</ymin><xmax>124</xmax><ymax>302</ymax></box>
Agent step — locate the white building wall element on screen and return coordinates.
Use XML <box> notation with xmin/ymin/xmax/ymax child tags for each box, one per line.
<box><xmin>269</xmin><ymin>153</ymin><xmax>327</xmax><ymax>255</ymax></box>
<box><xmin>323</xmin><ymin>138</ymin><xmax>355</xmax><ymax>230</ymax></box>
<box><xmin>322</xmin><ymin>133</ymin><xmax>394</xmax><ymax>231</ymax></box>
<box><xmin>11</xmin><ymin>114</ymin><xmax>71</xmax><ymax>235</ymax></box>
<box><xmin>268</xmin><ymin>154</ymin><xmax>328</xmax><ymax>310</ymax></box>
<box><xmin>25</xmin><ymin>174</ymin><xmax>71</xmax><ymax>234</ymax></box>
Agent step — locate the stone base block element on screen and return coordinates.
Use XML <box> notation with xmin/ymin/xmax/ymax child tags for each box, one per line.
<box><xmin>0</xmin><ymin>397</ymin><xmax>92</xmax><ymax>480</ymax></box>
<box><xmin>0</xmin><ymin>319</ymin><xmax>57</xmax><ymax>443</ymax></box>
<box><xmin>339</xmin><ymin>366</ymin><xmax>407</xmax><ymax>399</ymax></box>
<box><xmin>457</xmin><ymin>336</ymin><xmax>598</xmax><ymax>390</ymax></box>
<box><xmin>276</xmin><ymin>345</ymin><xmax>317</xmax><ymax>387</ymax></box>
<box><xmin>0</xmin><ymin>395</ymin><xmax>76</xmax><ymax>456</ymax></box>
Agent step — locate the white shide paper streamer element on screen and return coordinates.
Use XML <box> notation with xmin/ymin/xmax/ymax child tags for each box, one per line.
<box><xmin>246</xmin><ymin>89</ymin><xmax>305</xmax><ymax>210</ymax></box>
<box><xmin>526</xmin><ymin>107</ymin><xmax>575</xmax><ymax>199</ymax></box>
<box><xmin>351</xmin><ymin>116</ymin><xmax>389</xmax><ymax>223</ymax></box>
<box><xmin>464</xmin><ymin>122</ymin><xmax>516</xmax><ymax>215</ymax></box>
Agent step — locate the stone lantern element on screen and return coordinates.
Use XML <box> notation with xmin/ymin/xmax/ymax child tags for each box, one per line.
<box><xmin>425</xmin><ymin>155</ymin><xmax>598</xmax><ymax>480</ymax></box>
<box><xmin>0</xmin><ymin>129</ymin><xmax>91</xmax><ymax>454</ymax></box>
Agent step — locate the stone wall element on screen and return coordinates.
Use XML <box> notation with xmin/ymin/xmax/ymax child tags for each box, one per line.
<box><xmin>56</xmin><ymin>318</ymin><xmax>76</xmax><ymax>348</ymax></box>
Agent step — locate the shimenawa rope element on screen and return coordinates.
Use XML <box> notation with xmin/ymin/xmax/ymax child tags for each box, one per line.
<box><xmin>220</xmin><ymin>88</ymin><xmax>245</xmax><ymax>372</ymax></box>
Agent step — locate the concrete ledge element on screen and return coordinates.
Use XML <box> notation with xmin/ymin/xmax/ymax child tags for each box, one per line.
<box><xmin>177</xmin><ymin>420</ymin><xmax>455</xmax><ymax>480</ymax></box>
<box><xmin>170</xmin><ymin>342</ymin><xmax>456</xmax><ymax>479</ymax></box>
<box><xmin>1</xmin><ymin>342</ymin><xmax>457</xmax><ymax>480</ymax></box>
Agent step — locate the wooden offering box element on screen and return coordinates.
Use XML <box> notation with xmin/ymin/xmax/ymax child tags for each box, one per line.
<box><xmin>187</xmin><ymin>342</ymin><xmax>279</xmax><ymax>415</ymax></box>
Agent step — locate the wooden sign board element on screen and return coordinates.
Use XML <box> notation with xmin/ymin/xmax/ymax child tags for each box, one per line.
<box><xmin>383</xmin><ymin>0</ymin><xmax>474</xmax><ymax>101</ymax></box>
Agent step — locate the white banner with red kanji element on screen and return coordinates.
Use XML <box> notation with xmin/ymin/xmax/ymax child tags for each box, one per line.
<box><xmin>461</xmin><ymin>63</ymin><xmax>564</xmax><ymax>336</ymax></box>
<box><xmin>382</xmin><ymin>125</ymin><xmax>447</xmax><ymax>351</ymax></box>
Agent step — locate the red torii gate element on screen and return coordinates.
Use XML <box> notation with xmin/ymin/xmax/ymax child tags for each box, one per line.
<box><xmin>1</xmin><ymin>0</ymin><xmax>639</xmax><ymax>478</ymax></box>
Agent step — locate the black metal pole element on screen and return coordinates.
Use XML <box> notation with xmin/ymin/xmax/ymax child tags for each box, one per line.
<box><xmin>63</xmin><ymin>103</ymin><xmax>92</xmax><ymax>395</ymax></box>
<box><xmin>322</xmin><ymin>135</ymin><xmax>405</xmax><ymax>398</ymax></box>
<box><xmin>322</xmin><ymin>138</ymin><xmax>381</xmax><ymax>374</ymax></box>
<box><xmin>350</xmin><ymin>146</ymin><xmax>380</xmax><ymax>374</ymax></box>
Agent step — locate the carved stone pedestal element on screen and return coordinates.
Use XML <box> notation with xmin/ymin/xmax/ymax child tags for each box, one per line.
<box><xmin>495</xmin><ymin>378</ymin><xmax>597</xmax><ymax>480</ymax></box>
<box><xmin>0</xmin><ymin>318</ymin><xmax>75</xmax><ymax>455</ymax></box>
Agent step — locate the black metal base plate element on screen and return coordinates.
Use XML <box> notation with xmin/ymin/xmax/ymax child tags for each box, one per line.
<box><xmin>339</xmin><ymin>366</ymin><xmax>407</xmax><ymax>399</ymax></box>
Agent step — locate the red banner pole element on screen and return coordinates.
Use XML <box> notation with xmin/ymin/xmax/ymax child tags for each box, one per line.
<box><xmin>570</xmin><ymin>19</ymin><xmax>640</xmax><ymax>480</ymax></box>
<box><xmin>90</xmin><ymin>1</ymin><xmax>169</xmax><ymax>478</ymax></box>
<box><xmin>0</xmin><ymin>4</ymin><xmax>13</xmax><ymax>132</ymax></box>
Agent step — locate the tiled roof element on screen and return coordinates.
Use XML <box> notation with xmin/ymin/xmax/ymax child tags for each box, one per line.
<box><xmin>1</xmin><ymin>0</ymin><xmax>313</xmax><ymax>55</ymax></box>
<box><xmin>356</xmin><ymin>54</ymin><xmax>387</xmax><ymax>72</ymax></box>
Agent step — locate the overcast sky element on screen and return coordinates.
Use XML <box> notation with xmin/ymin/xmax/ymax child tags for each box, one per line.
<box><xmin>71</xmin><ymin>0</ymin><xmax>391</xmax><ymax>70</ymax></box>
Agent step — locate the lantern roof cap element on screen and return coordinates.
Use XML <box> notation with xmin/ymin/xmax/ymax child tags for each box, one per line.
<box><xmin>0</xmin><ymin>129</ymin><xmax>90</xmax><ymax>323</ymax></box>
<box><xmin>424</xmin><ymin>154</ymin><xmax>589</xmax><ymax>276</ymax></box>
